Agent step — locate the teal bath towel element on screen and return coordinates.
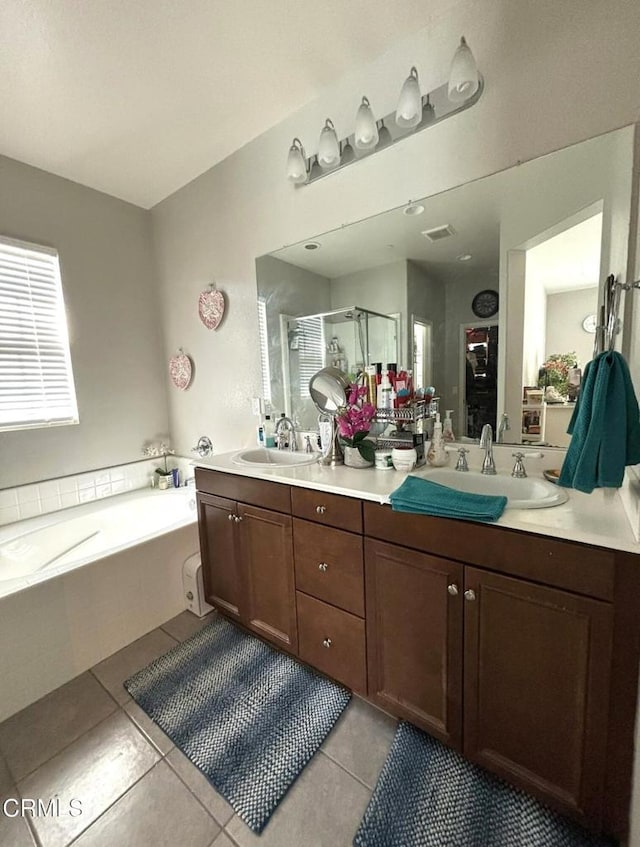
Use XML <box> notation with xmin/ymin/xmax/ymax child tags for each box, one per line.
<box><xmin>559</xmin><ymin>351</ymin><xmax>640</xmax><ymax>493</ymax></box>
<box><xmin>389</xmin><ymin>475</ymin><xmax>507</xmax><ymax>523</ymax></box>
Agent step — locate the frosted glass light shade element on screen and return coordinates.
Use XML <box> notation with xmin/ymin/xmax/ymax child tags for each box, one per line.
<box><xmin>318</xmin><ymin>119</ymin><xmax>340</xmax><ymax>168</ymax></box>
<box><xmin>354</xmin><ymin>97</ymin><xmax>378</xmax><ymax>150</ymax></box>
<box><xmin>286</xmin><ymin>138</ymin><xmax>307</xmax><ymax>183</ymax></box>
<box><xmin>396</xmin><ymin>67</ymin><xmax>422</xmax><ymax>129</ymax></box>
<box><xmin>448</xmin><ymin>36</ymin><xmax>479</xmax><ymax>102</ymax></box>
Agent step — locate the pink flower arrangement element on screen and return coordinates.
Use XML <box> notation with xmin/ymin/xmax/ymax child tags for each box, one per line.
<box><xmin>337</xmin><ymin>384</ymin><xmax>376</xmax><ymax>462</ymax></box>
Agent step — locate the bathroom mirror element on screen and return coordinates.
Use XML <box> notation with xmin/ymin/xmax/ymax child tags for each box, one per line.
<box><xmin>256</xmin><ymin>125</ymin><xmax>635</xmax><ymax>446</ymax></box>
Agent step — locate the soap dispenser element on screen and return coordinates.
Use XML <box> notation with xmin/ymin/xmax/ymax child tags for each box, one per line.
<box><xmin>427</xmin><ymin>413</ymin><xmax>449</xmax><ymax>467</ymax></box>
<box><xmin>443</xmin><ymin>410</ymin><xmax>455</xmax><ymax>442</ymax></box>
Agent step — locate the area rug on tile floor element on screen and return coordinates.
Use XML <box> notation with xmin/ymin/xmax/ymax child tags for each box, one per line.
<box><xmin>353</xmin><ymin>722</ymin><xmax>614</xmax><ymax>847</ymax></box>
<box><xmin>124</xmin><ymin>615</ymin><xmax>350</xmax><ymax>833</ymax></box>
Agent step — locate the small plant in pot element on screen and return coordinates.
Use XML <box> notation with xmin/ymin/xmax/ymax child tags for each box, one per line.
<box><xmin>142</xmin><ymin>441</ymin><xmax>175</xmax><ymax>488</ymax></box>
<box><xmin>336</xmin><ymin>386</ymin><xmax>376</xmax><ymax>468</ymax></box>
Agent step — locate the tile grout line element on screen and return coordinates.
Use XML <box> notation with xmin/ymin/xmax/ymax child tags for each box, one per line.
<box><xmin>317</xmin><ymin>747</ymin><xmax>377</xmax><ymax>793</ymax></box>
<box><xmin>163</xmin><ymin>750</ymin><xmax>234</xmax><ymax>832</ymax></box>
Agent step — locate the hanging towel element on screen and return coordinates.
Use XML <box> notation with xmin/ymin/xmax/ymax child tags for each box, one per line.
<box><xmin>389</xmin><ymin>475</ymin><xmax>507</xmax><ymax>523</ymax></box>
<box><xmin>558</xmin><ymin>351</ymin><xmax>640</xmax><ymax>493</ymax></box>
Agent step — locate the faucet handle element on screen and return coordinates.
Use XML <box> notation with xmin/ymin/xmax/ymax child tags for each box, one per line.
<box><xmin>455</xmin><ymin>447</ymin><xmax>469</xmax><ymax>472</ymax></box>
<box><xmin>191</xmin><ymin>436</ymin><xmax>213</xmax><ymax>458</ymax></box>
<box><xmin>511</xmin><ymin>452</ymin><xmax>527</xmax><ymax>478</ymax></box>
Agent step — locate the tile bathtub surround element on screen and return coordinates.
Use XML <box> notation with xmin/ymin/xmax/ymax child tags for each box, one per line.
<box><xmin>0</xmin><ymin>611</ymin><xmax>396</xmax><ymax>847</ymax></box>
<box><xmin>0</xmin><ymin>456</ymin><xmax>194</xmax><ymax>526</ymax></box>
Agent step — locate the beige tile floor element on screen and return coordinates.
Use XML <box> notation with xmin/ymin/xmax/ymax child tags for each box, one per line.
<box><xmin>0</xmin><ymin>611</ymin><xmax>397</xmax><ymax>847</ymax></box>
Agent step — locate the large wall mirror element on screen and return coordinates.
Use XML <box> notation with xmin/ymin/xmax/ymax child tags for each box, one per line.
<box><xmin>256</xmin><ymin>125</ymin><xmax>634</xmax><ymax>446</ymax></box>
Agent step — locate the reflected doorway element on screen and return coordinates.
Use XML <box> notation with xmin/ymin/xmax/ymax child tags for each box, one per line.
<box><xmin>461</xmin><ymin>323</ymin><xmax>498</xmax><ymax>439</ymax></box>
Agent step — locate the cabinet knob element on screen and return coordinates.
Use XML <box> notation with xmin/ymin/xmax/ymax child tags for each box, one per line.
<box><xmin>318</xmin><ymin>562</ymin><xmax>329</xmax><ymax>572</ymax></box>
<box><xmin>464</xmin><ymin>589</ymin><xmax>476</xmax><ymax>601</ymax></box>
<box><xmin>227</xmin><ymin>513</ymin><xmax>235</xmax><ymax>521</ymax></box>
<box><xmin>234</xmin><ymin>515</ymin><xmax>243</xmax><ymax>522</ymax></box>
<box><xmin>322</xmin><ymin>638</ymin><xmax>332</xmax><ymax>648</ymax></box>
<box><xmin>447</xmin><ymin>583</ymin><xmax>459</xmax><ymax>596</ymax></box>
<box><xmin>316</xmin><ymin>505</ymin><xmax>326</xmax><ymax>514</ymax></box>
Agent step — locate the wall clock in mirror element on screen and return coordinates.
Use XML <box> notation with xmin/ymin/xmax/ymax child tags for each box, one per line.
<box><xmin>471</xmin><ymin>289</ymin><xmax>499</xmax><ymax>318</ymax></box>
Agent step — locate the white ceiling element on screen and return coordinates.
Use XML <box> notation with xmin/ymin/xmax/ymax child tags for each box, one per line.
<box><xmin>525</xmin><ymin>214</ymin><xmax>602</xmax><ymax>295</ymax></box>
<box><xmin>0</xmin><ymin>0</ymin><xmax>445</xmax><ymax>208</ymax></box>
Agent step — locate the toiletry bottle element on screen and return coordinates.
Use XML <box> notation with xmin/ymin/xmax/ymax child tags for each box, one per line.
<box><xmin>263</xmin><ymin>415</ymin><xmax>276</xmax><ymax>449</ymax></box>
<box><xmin>427</xmin><ymin>413</ymin><xmax>449</xmax><ymax>467</ymax></box>
<box><xmin>257</xmin><ymin>419</ymin><xmax>265</xmax><ymax>447</ymax></box>
<box><xmin>365</xmin><ymin>365</ymin><xmax>377</xmax><ymax>408</ymax></box>
<box><xmin>379</xmin><ymin>371</ymin><xmax>392</xmax><ymax>410</ymax></box>
<box><xmin>443</xmin><ymin>410</ymin><xmax>455</xmax><ymax>442</ymax></box>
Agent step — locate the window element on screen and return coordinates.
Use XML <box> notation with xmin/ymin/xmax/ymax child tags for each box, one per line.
<box><xmin>297</xmin><ymin>316</ymin><xmax>325</xmax><ymax>398</ymax></box>
<box><xmin>257</xmin><ymin>297</ymin><xmax>272</xmax><ymax>404</ymax></box>
<box><xmin>0</xmin><ymin>236</ymin><xmax>78</xmax><ymax>431</ymax></box>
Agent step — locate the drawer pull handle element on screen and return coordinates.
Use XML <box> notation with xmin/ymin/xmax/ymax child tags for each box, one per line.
<box><xmin>322</xmin><ymin>638</ymin><xmax>332</xmax><ymax>648</ymax></box>
<box><xmin>318</xmin><ymin>562</ymin><xmax>329</xmax><ymax>572</ymax></box>
<box><xmin>316</xmin><ymin>505</ymin><xmax>327</xmax><ymax>514</ymax></box>
<box><xmin>227</xmin><ymin>513</ymin><xmax>235</xmax><ymax>522</ymax></box>
<box><xmin>464</xmin><ymin>589</ymin><xmax>476</xmax><ymax>602</ymax></box>
<box><xmin>447</xmin><ymin>583</ymin><xmax>459</xmax><ymax>596</ymax></box>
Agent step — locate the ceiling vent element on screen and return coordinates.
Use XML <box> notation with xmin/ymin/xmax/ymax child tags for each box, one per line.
<box><xmin>421</xmin><ymin>224</ymin><xmax>456</xmax><ymax>242</ymax></box>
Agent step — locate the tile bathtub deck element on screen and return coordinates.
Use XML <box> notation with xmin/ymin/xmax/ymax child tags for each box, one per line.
<box><xmin>0</xmin><ymin>611</ymin><xmax>397</xmax><ymax>847</ymax></box>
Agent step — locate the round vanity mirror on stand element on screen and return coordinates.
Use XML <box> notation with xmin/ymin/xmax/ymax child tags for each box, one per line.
<box><xmin>309</xmin><ymin>366</ymin><xmax>350</xmax><ymax>466</ymax></box>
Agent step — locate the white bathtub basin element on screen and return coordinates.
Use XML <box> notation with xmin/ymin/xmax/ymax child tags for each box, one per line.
<box><xmin>415</xmin><ymin>467</ymin><xmax>568</xmax><ymax>509</ymax></box>
<box><xmin>232</xmin><ymin>448</ymin><xmax>318</xmax><ymax>468</ymax></box>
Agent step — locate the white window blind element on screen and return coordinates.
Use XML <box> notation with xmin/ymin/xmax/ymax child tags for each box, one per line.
<box><xmin>298</xmin><ymin>317</ymin><xmax>325</xmax><ymax>397</ymax></box>
<box><xmin>0</xmin><ymin>236</ymin><xmax>79</xmax><ymax>431</ymax></box>
<box><xmin>257</xmin><ymin>298</ymin><xmax>272</xmax><ymax>404</ymax></box>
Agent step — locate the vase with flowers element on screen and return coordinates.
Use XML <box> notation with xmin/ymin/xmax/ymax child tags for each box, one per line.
<box><xmin>336</xmin><ymin>385</ymin><xmax>376</xmax><ymax>468</ymax></box>
<box><xmin>538</xmin><ymin>352</ymin><xmax>578</xmax><ymax>401</ymax></box>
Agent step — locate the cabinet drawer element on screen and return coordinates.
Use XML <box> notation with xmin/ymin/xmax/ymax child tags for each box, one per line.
<box><xmin>291</xmin><ymin>487</ymin><xmax>363</xmax><ymax>533</ymax></box>
<box><xmin>195</xmin><ymin>468</ymin><xmax>291</xmax><ymax>514</ymax></box>
<box><xmin>297</xmin><ymin>592</ymin><xmax>367</xmax><ymax>694</ymax></box>
<box><xmin>293</xmin><ymin>519</ymin><xmax>364</xmax><ymax>617</ymax></box>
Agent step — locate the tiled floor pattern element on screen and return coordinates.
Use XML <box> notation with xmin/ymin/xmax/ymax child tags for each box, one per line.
<box><xmin>0</xmin><ymin>611</ymin><xmax>397</xmax><ymax>847</ymax></box>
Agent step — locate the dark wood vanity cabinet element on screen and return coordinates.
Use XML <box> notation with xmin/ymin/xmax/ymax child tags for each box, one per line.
<box><xmin>365</xmin><ymin>539</ymin><xmax>463</xmax><ymax>747</ymax></box>
<box><xmin>195</xmin><ymin>469</ymin><xmax>639</xmax><ymax>839</ymax></box>
<box><xmin>196</xmin><ymin>469</ymin><xmax>297</xmax><ymax>653</ymax></box>
<box><xmin>463</xmin><ymin>567</ymin><xmax>613</xmax><ymax>826</ymax></box>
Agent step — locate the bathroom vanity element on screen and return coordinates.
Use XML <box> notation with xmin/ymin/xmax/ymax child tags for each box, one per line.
<box><xmin>194</xmin><ymin>456</ymin><xmax>640</xmax><ymax>840</ymax></box>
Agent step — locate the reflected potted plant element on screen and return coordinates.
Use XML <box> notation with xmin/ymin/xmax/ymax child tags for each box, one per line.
<box><xmin>337</xmin><ymin>385</ymin><xmax>376</xmax><ymax>468</ymax></box>
<box><xmin>143</xmin><ymin>441</ymin><xmax>176</xmax><ymax>488</ymax></box>
<box><xmin>538</xmin><ymin>352</ymin><xmax>578</xmax><ymax>401</ymax></box>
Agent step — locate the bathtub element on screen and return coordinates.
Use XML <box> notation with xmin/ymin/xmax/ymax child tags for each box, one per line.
<box><xmin>0</xmin><ymin>486</ymin><xmax>197</xmax><ymax>595</ymax></box>
<box><xmin>0</xmin><ymin>486</ymin><xmax>200</xmax><ymax>721</ymax></box>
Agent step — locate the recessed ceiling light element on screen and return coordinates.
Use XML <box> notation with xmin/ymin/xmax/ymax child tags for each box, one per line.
<box><xmin>304</xmin><ymin>241</ymin><xmax>321</xmax><ymax>250</ymax></box>
<box><xmin>457</xmin><ymin>253</ymin><xmax>472</xmax><ymax>262</ymax></box>
<box><xmin>404</xmin><ymin>203</ymin><xmax>425</xmax><ymax>216</ymax></box>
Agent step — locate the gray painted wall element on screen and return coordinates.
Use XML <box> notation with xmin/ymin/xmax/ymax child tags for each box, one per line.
<box><xmin>0</xmin><ymin>157</ymin><xmax>168</xmax><ymax>488</ymax></box>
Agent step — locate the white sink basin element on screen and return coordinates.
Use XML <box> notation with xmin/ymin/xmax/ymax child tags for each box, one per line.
<box><xmin>416</xmin><ymin>467</ymin><xmax>568</xmax><ymax>510</ymax></box>
<box><xmin>232</xmin><ymin>448</ymin><xmax>318</xmax><ymax>469</ymax></box>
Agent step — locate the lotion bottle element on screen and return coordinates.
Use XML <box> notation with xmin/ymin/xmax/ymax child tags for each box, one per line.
<box><xmin>443</xmin><ymin>410</ymin><xmax>455</xmax><ymax>442</ymax></box>
<box><xmin>427</xmin><ymin>413</ymin><xmax>449</xmax><ymax>467</ymax></box>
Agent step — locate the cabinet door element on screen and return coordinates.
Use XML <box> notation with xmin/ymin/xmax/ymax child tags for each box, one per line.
<box><xmin>463</xmin><ymin>567</ymin><xmax>613</xmax><ymax>827</ymax></box>
<box><xmin>365</xmin><ymin>539</ymin><xmax>463</xmax><ymax>747</ymax></box>
<box><xmin>238</xmin><ymin>503</ymin><xmax>298</xmax><ymax>653</ymax></box>
<box><xmin>197</xmin><ymin>493</ymin><xmax>242</xmax><ymax>620</ymax></box>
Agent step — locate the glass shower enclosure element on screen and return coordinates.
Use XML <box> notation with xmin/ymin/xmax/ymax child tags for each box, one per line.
<box><xmin>282</xmin><ymin>306</ymin><xmax>398</xmax><ymax>431</ymax></box>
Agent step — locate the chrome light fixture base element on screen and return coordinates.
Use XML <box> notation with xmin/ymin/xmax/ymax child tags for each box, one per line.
<box><xmin>291</xmin><ymin>75</ymin><xmax>483</xmax><ymax>187</ymax></box>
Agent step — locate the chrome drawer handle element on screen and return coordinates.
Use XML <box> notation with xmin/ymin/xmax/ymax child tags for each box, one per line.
<box><xmin>464</xmin><ymin>589</ymin><xmax>476</xmax><ymax>602</ymax></box>
<box><xmin>316</xmin><ymin>505</ymin><xmax>326</xmax><ymax>514</ymax></box>
<box><xmin>322</xmin><ymin>638</ymin><xmax>332</xmax><ymax>648</ymax></box>
<box><xmin>447</xmin><ymin>583</ymin><xmax>459</xmax><ymax>596</ymax></box>
<box><xmin>318</xmin><ymin>562</ymin><xmax>328</xmax><ymax>572</ymax></box>
<box><xmin>234</xmin><ymin>515</ymin><xmax>243</xmax><ymax>522</ymax></box>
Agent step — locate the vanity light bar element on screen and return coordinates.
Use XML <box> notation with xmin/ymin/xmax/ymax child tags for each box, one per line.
<box><xmin>287</xmin><ymin>38</ymin><xmax>484</xmax><ymax>187</ymax></box>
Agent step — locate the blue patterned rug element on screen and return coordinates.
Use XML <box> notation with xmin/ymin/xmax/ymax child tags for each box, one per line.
<box><xmin>354</xmin><ymin>722</ymin><xmax>614</xmax><ymax>847</ymax></box>
<box><xmin>124</xmin><ymin>615</ymin><xmax>350</xmax><ymax>833</ymax></box>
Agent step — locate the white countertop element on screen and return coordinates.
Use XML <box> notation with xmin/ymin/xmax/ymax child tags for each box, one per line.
<box><xmin>197</xmin><ymin>448</ymin><xmax>640</xmax><ymax>556</ymax></box>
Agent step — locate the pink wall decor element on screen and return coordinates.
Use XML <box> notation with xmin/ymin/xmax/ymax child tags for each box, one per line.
<box><xmin>169</xmin><ymin>349</ymin><xmax>193</xmax><ymax>390</ymax></box>
<box><xmin>198</xmin><ymin>283</ymin><xmax>225</xmax><ymax>329</ymax></box>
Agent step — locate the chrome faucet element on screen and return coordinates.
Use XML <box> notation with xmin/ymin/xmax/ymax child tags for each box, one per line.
<box><xmin>275</xmin><ymin>416</ymin><xmax>297</xmax><ymax>451</ymax></box>
<box><xmin>479</xmin><ymin>423</ymin><xmax>496</xmax><ymax>475</ymax></box>
<box><xmin>497</xmin><ymin>412</ymin><xmax>510</xmax><ymax>443</ymax></box>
